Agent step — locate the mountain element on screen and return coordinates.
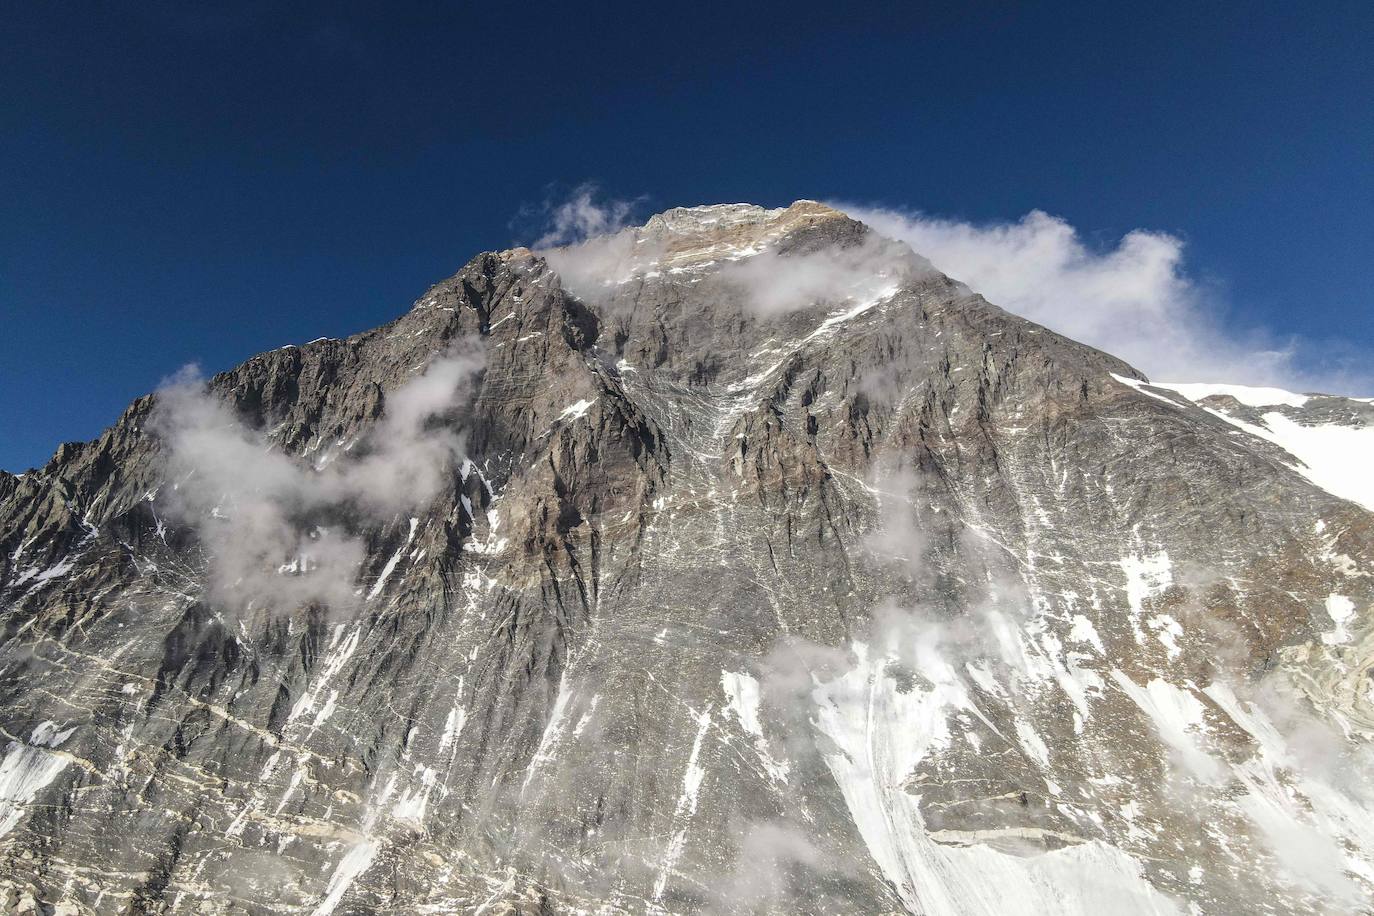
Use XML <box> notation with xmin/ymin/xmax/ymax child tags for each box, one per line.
<box><xmin>1</xmin><ymin>201</ymin><xmax>1372</xmax><ymax>915</ymax></box>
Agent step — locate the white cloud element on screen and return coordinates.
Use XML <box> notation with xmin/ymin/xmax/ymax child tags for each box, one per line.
<box><xmin>841</xmin><ymin>204</ymin><xmax>1369</xmax><ymax>395</ymax></box>
<box><xmin>535</xmin><ymin>193</ymin><xmax>930</xmax><ymax>315</ymax></box>
<box><xmin>524</xmin><ymin>190</ymin><xmax>1368</xmax><ymax>394</ymax></box>
<box><xmin>538</xmin><ymin>230</ymin><xmax>654</xmax><ymax>304</ymax></box>
<box><xmin>716</xmin><ymin>230</ymin><xmax>928</xmax><ymax>316</ymax></box>
<box><xmin>152</xmin><ymin>345</ymin><xmax>483</xmax><ymax>615</ymax></box>
<box><xmin>530</xmin><ymin>183</ymin><xmax>639</xmax><ymax>249</ymax></box>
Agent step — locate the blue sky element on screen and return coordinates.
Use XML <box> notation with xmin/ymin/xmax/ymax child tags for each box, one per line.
<box><xmin>2</xmin><ymin>1</ymin><xmax>1371</xmax><ymax>471</ymax></box>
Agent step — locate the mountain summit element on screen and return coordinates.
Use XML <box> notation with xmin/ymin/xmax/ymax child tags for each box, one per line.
<box><xmin>1</xmin><ymin>202</ymin><xmax>1372</xmax><ymax>914</ymax></box>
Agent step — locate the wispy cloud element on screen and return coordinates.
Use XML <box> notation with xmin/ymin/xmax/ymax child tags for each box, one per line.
<box><xmin>532</xmin><ymin>190</ymin><xmax>928</xmax><ymax>315</ymax></box>
<box><xmin>525</xmin><ymin>183</ymin><xmax>643</xmax><ymax>249</ymax></box>
<box><xmin>152</xmin><ymin>344</ymin><xmax>483</xmax><ymax>616</ymax></box>
<box><xmin>525</xmin><ymin>190</ymin><xmax>1368</xmax><ymax>394</ymax></box>
<box><xmin>716</xmin><ymin>231</ymin><xmax>928</xmax><ymax>316</ymax></box>
<box><xmin>840</xmin><ymin>204</ymin><xmax>1370</xmax><ymax>395</ymax></box>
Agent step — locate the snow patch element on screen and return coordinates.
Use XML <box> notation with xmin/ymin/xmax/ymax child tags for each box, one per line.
<box><xmin>1014</xmin><ymin>719</ymin><xmax>1051</xmax><ymax>767</ymax></box>
<box><xmin>1110</xmin><ymin>671</ymin><xmax>1221</xmax><ymax>782</ymax></box>
<box><xmin>721</xmin><ymin>671</ymin><xmax>789</xmax><ymax>782</ymax></box>
<box><xmin>366</xmin><ymin>518</ymin><xmax>418</xmax><ymax>601</ymax></box>
<box><xmin>288</xmin><ymin>625</ymin><xmax>362</xmax><ymax>727</ymax></box>
<box><xmin>1322</xmin><ymin>594</ymin><xmax>1356</xmax><ymax>645</ymax></box>
<box><xmin>1068</xmin><ymin>614</ymin><xmax>1106</xmax><ymax>654</ymax></box>
<box><xmin>721</xmin><ymin>671</ymin><xmax>764</xmax><ymax>737</ymax></box>
<box><xmin>1238</xmin><ymin>411</ymin><xmax>1374</xmax><ymax>512</ymax></box>
<box><xmin>521</xmin><ymin>671</ymin><xmax>574</xmax><ymax>796</ymax></box>
<box><xmin>310</xmin><ymin>837</ymin><xmax>379</xmax><ymax>916</ymax></box>
<box><xmin>812</xmin><ymin>641</ymin><xmax>1178</xmax><ymax>915</ymax></box>
<box><xmin>1119</xmin><ymin>550</ymin><xmax>1172</xmax><ymax>640</ymax></box>
<box><xmin>653</xmin><ymin>706</ymin><xmax>713</xmax><ymax>901</ymax></box>
<box><xmin>1122</xmin><ymin>376</ymin><xmax>1374</xmax><ymax>511</ymax></box>
<box><xmin>12</xmin><ymin>558</ymin><xmax>76</xmax><ymax>589</ymax></box>
<box><xmin>1152</xmin><ymin>382</ymin><xmax>1310</xmax><ymax>409</ymax></box>
<box><xmin>0</xmin><ymin>737</ymin><xmax>73</xmax><ymax>839</ymax></box>
<box><xmin>558</xmin><ymin>399</ymin><xmax>596</xmax><ymax>422</ymax></box>
<box><xmin>439</xmin><ymin>705</ymin><xmax>467</xmax><ymax>752</ymax></box>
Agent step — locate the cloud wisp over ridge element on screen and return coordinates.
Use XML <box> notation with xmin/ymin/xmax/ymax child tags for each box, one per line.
<box><xmin>843</xmin><ymin>204</ymin><xmax>1371</xmax><ymax>395</ymax></box>
<box><xmin>524</xmin><ymin>183</ymin><xmax>643</xmax><ymax>250</ymax></box>
<box><xmin>152</xmin><ymin>345</ymin><xmax>483</xmax><ymax>616</ymax></box>
<box><xmin>521</xmin><ymin>188</ymin><xmax>1369</xmax><ymax>396</ymax></box>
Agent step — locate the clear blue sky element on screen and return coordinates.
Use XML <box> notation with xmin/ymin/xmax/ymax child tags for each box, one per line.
<box><xmin>2</xmin><ymin>1</ymin><xmax>1370</xmax><ymax>471</ymax></box>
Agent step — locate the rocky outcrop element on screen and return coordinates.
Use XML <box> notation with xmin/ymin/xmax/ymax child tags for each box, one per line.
<box><xmin>1</xmin><ymin>201</ymin><xmax>1371</xmax><ymax>914</ymax></box>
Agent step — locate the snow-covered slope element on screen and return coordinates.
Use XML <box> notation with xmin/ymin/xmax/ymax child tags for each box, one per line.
<box><xmin>1113</xmin><ymin>376</ymin><xmax>1374</xmax><ymax>512</ymax></box>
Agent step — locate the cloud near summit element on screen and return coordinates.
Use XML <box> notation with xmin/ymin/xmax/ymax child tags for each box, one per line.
<box><xmin>841</xmin><ymin>203</ymin><xmax>1369</xmax><ymax>395</ymax></box>
<box><xmin>524</xmin><ymin>188</ymin><xmax>1368</xmax><ymax>396</ymax></box>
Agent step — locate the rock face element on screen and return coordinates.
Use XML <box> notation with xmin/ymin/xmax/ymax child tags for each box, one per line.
<box><xmin>1</xmin><ymin>201</ymin><xmax>1372</xmax><ymax>915</ymax></box>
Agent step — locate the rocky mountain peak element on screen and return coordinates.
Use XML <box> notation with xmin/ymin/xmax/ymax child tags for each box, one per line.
<box><xmin>539</xmin><ymin>199</ymin><xmax>868</xmax><ymax>284</ymax></box>
<box><xmin>0</xmin><ymin>200</ymin><xmax>1372</xmax><ymax>915</ymax></box>
<box><xmin>638</xmin><ymin>199</ymin><xmax>850</xmax><ymax>255</ymax></box>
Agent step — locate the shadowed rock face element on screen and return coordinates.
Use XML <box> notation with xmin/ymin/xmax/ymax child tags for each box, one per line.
<box><xmin>1</xmin><ymin>202</ymin><xmax>1372</xmax><ymax>915</ymax></box>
